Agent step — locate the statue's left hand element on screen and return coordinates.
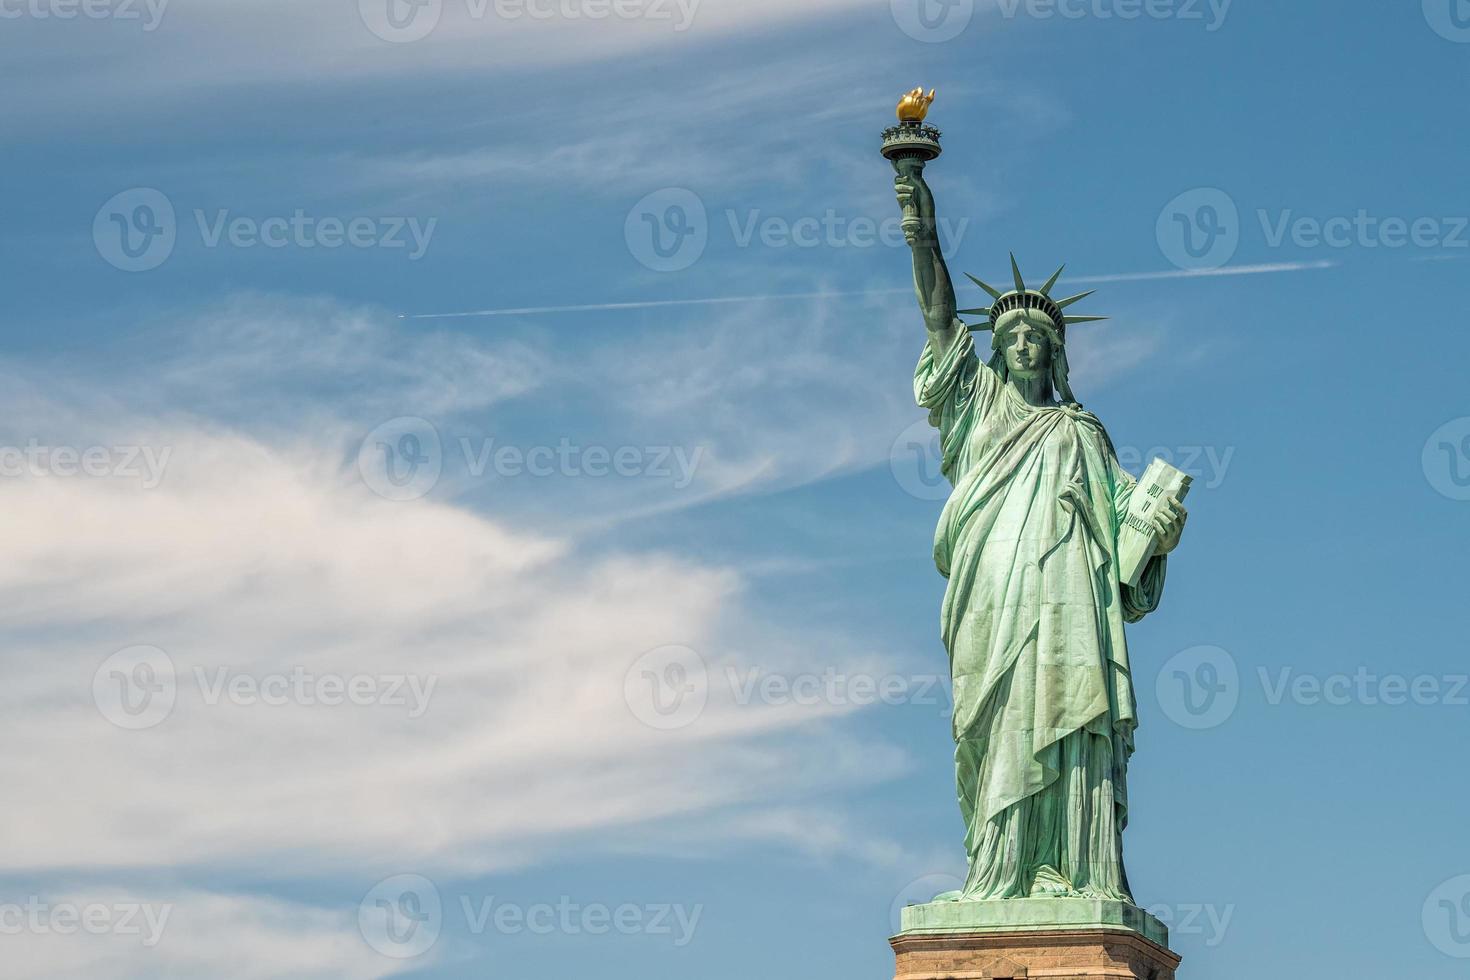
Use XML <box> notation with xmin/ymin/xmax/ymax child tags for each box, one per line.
<box><xmin>1153</xmin><ymin>494</ymin><xmax>1188</xmax><ymax>555</ymax></box>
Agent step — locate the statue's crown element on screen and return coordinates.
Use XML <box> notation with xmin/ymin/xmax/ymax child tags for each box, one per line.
<box><xmin>960</xmin><ymin>254</ymin><xmax>1108</xmax><ymax>336</ymax></box>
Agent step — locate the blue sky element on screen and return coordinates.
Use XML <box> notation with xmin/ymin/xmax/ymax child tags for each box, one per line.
<box><xmin>2</xmin><ymin>0</ymin><xmax>1469</xmax><ymax>977</ymax></box>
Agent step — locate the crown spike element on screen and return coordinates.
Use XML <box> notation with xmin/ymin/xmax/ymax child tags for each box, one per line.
<box><xmin>965</xmin><ymin>273</ymin><xmax>1004</xmax><ymax>300</ymax></box>
<box><xmin>965</xmin><ymin>322</ymin><xmax>993</xmax><ymax>332</ymax></box>
<box><xmin>957</xmin><ymin>307</ymin><xmax>992</xmax><ymax>316</ymax></box>
<box><xmin>1053</xmin><ymin>290</ymin><xmax>1096</xmax><ymax>309</ymax></box>
<box><xmin>1062</xmin><ymin>315</ymin><xmax>1108</xmax><ymax>325</ymax></box>
<box><xmin>1010</xmin><ymin>253</ymin><xmax>1026</xmax><ymax>295</ymax></box>
<box><xmin>1039</xmin><ymin>264</ymin><xmax>1065</xmax><ymax>295</ymax></box>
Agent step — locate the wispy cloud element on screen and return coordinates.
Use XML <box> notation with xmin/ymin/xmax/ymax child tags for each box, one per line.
<box><xmin>0</xmin><ymin>294</ymin><xmax>913</xmax><ymax>915</ymax></box>
<box><xmin>0</xmin><ymin>0</ymin><xmax>880</xmax><ymax>130</ymax></box>
<box><xmin>0</xmin><ymin>889</ymin><xmax>408</xmax><ymax>980</ymax></box>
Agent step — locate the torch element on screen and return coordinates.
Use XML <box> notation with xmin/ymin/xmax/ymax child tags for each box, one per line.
<box><xmin>881</xmin><ymin>87</ymin><xmax>942</xmax><ymax>242</ymax></box>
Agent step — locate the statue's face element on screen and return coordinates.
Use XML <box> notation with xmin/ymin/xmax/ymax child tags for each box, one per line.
<box><xmin>997</xmin><ymin>310</ymin><xmax>1054</xmax><ymax>379</ymax></box>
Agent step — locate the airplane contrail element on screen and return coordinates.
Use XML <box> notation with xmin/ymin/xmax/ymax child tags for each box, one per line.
<box><xmin>398</xmin><ymin>288</ymin><xmax>867</xmax><ymax>320</ymax></box>
<box><xmin>1067</xmin><ymin>259</ymin><xmax>1337</xmax><ymax>284</ymax></box>
<box><xmin>399</xmin><ymin>259</ymin><xmax>1337</xmax><ymax>320</ymax></box>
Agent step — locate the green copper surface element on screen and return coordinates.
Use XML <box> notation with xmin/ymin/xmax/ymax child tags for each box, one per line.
<box><xmin>889</xmin><ymin>111</ymin><xmax>1191</xmax><ymax>923</ymax></box>
<box><xmin>900</xmin><ymin>897</ymin><xmax>1170</xmax><ymax>948</ymax></box>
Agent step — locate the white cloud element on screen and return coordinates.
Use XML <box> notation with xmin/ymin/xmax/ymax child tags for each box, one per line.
<box><xmin>0</xmin><ymin>888</ymin><xmax>409</xmax><ymax>980</ymax></box>
<box><xmin>0</xmin><ymin>294</ymin><xmax>910</xmax><ymax>886</ymax></box>
<box><xmin>0</xmin><ymin>0</ymin><xmax>881</xmax><ymax>128</ymax></box>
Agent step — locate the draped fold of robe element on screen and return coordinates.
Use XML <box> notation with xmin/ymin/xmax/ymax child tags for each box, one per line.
<box><xmin>915</xmin><ymin>330</ymin><xmax>1168</xmax><ymax>902</ymax></box>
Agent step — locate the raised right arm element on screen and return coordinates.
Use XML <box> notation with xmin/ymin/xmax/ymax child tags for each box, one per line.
<box><xmin>894</xmin><ymin>162</ymin><xmax>963</xmax><ymax>352</ymax></box>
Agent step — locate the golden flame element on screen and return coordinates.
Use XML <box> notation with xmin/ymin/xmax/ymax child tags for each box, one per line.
<box><xmin>896</xmin><ymin>87</ymin><xmax>936</xmax><ymax>123</ymax></box>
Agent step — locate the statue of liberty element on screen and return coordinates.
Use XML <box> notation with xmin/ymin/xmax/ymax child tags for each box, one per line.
<box><xmin>892</xmin><ymin>129</ymin><xmax>1189</xmax><ymax>903</ymax></box>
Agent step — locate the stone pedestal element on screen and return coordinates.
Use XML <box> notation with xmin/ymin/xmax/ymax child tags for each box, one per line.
<box><xmin>892</xmin><ymin>899</ymin><xmax>1180</xmax><ymax>980</ymax></box>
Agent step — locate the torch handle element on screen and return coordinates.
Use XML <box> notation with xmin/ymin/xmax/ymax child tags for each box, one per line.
<box><xmin>891</xmin><ymin>155</ymin><xmax>928</xmax><ymax>241</ymax></box>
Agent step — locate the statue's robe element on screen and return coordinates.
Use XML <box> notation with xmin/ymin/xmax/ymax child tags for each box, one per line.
<box><xmin>915</xmin><ymin>331</ymin><xmax>1167</xmax><ymax>901</ymax></box>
